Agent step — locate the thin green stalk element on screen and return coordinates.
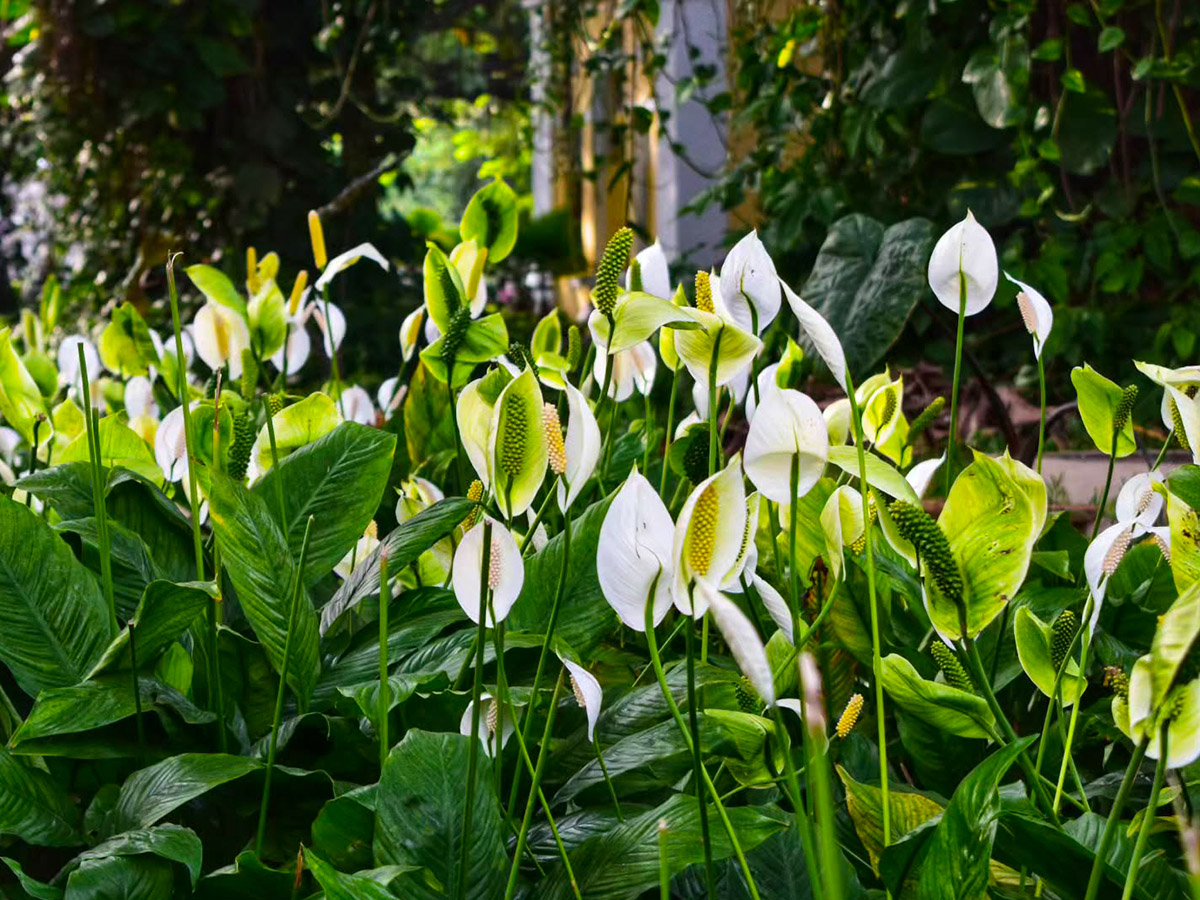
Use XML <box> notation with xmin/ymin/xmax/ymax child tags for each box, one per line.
<box><xmin>255</xmin><ymin>515</ymin><xmax>314</xmax><ymax>857</ymax></box>
<box><xmin>1122</xmin><ymin>725</ymin><xmax>1168</xmax><ymax>900</ymax></box>
<box><xmin>520</xmin><ymin>490</ymin><xmax>555</xmax><ymax>557</ymax></box>
<box><xmin>1085</xmin><ymin>736</ymin><xmax>1151</xmax><ymax>900</ymax></box>
<box><xmin>945</xmin><ymin>270</ymin><xmax>968</xmax><ymax>494</ymax></box>
<box><xmin>771</xmin><ymin>706</ymin><xmax>825</xmax><ymax>900</ymax></box>
<box><xmin>1053</xmin><ymin>625</ymin><xmax>1093</xmax><ymax>816</ymax></box>
<box><xmin>504</xmin><ymin>672</ymin><xmax>565</xmax><ymax>900</ymax></box>
<box><xmin>644</xmin><ymin>579</ymin><xmax>762</xmax><ymax>900</ymax></box>
<box><xmin>1036</xmin><ymin>353</ymin><xmax>1046</xmax><ymax>474</ymax></box>
<box><xmin>597</xmin><ymin>314</ymin><xmax>617</xmax><ymax>488</ymax></box>
<box><xmin>167</xmin><ymin>256</ymin><xmax>223</xmax><ymax>746</ymax></box>
<box><xmin>446</xmin><ymin>373</ymin><xmax>467</xmax><ymax>495</ymax></box>
<box><xmin>128</xmin><ymin>622</ymin><xmax>145</xmax><ymax>757</ymax></box>
<box><xmin>658</xmin><ymin>819</ymin><xmax>671</xmax><ymax>900</ymax></box>
<box><xmin>593</xmin><ymin>734</ymin><xmax>623</xmax><ymax>822</ymax></box>
<box><xmin>492</xmin><ymin>614</ymin><xmax>508</xmax><ymax>801</ymax></box>
<box><xmin>378</xmin><ymin>551</ymin><xmax>390</xmax><ymax>770</ymax></box>
<box><xmin>1034</xmin><ymin>595</ymin><xmax>1092</xmax><ymax>787</ymax></box>
<box><xmin>684</xmin><ymin>599</ymin><xmax>716</xmax><ymax>899</ymax></box>
<box><xmin>24</xmin><ymin>417</ymin><xmax>41</xmax><ymax>507</ymax></box>
<box><xmin>501</xmin><ymin>672</ymin><xmax>581</xmax><ymax>899</ymax></box>
<box><xmin>458</xmin><ymin>519</ymin><xmax>492</xmax><ymax>900</ymax></box>
<box><xmin>807</xmin><ymin>702</ymin><xmax>844</xmax><ymax>900</ymax></box>
<box><xmin>78</xmin><ymin>349</ymin><xmax>116</xmax><ymax>633</ymax></box>
<box><xmin>1090</xmin><ymin>427</ymin><xmax>1119</xmax><ymax>543</ymax></box>
<box><xmin>660</xmin><ymin>365</ymin><xmax>680</xmax><ymax>499</ymax></box>
<box><xmin>507</xmin><ymin>503</ymin><xmax>571</xmax><ymax>818</ymax></box>
<box><xmin>961</xmin><ymin>637</ymin><xmax>1058</xmax><ymax>821</ymax></box>
<box><xmin>1152</xmin><ymin>431</ymin><xmax>1175</xmax><ymax>472</ymax></box>
<box><xmin>707</xmin><ymin>329</ymin><xmax>722</xmax><ymax>476</ymax></box>
<box><xmin>845</xmin><ymin>373</ymin><xmax>889</xmax><ymax>846</ymax></box>
<box><xmin>642</xmin><ymin>389</ymin><xmax>654</xmax><ymax>474</ymax></box>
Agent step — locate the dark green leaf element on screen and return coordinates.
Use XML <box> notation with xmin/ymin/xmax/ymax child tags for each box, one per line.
<box><xmin>108</xmin><ymin>753</ymin><xmax>260</xmax><ymax>835</ymax></box>
<box><xmin>0</xmin><ymin>747</ymin><xmax>79</xmax><ymax>846</ymax></box>
<box><xmin>64</xmin><ymin>824</ymin><xmax>202</xmax><ymax>888</ymax></box>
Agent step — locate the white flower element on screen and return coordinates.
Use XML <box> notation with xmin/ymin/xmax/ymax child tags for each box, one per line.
<box><xmin>704</xmin><ymin>585</ymin><xmax>775</xmax><ymax>707</ymax></box>
<box><xmin>557</xmin><ymin>383</ymin><xmax>601</xmax><ymax>512</ymax></box>
<box><xmin>154</xmin><ymin>405</ymin><xmax>189</xmax><ymax>483</ymax></box>
<box><xmin>193</xmin><ymin>302</ymin><xmax>251</xmax><ymax>378</ymax></box>
<box><xmin>626</xmin><ymin>241</ymin><xmax>672</xmax><ymax>300</ymax></box>
<box><xmin>124</xmin><ymin>375</ymin><xmax>158</xmax><ymax>421</ymax></box>
<box><xmin>781</xmin><ymin>280</ymin><xmax>848</xmax><ymax>393</ymax></box>
<box><xmin>905</xmin><ymin>455</ymin><xmax>945</xmax><ymax>499</ymax></box>
<box><xmin>399</xmin><ymin>307</ymin><xmax>425</xmax><ymax>362</ymax></box>
<box><xmin>339</xmin><ymin>385</ymin><xmax>375</xmax><ymax>425</ymax></box>
<box><xmin>460</xmin><ymin>692</ymin><xmax>514</xmax><ymax>757</ymax></box>
<box><xmin>593</xmin><ymin>341</ymin><xmax>657</xmax><ymax>402</ymax></box>
<box><xmin>451</xmin><ymin>518</ymin><xmax>524</xmax><ymax>626</ymax></box>
<box><xmin>671</xmin><ymin>457</ymin><xmax>747</xmax><ymax>616</ymax></box>
<box><xmin>1005</xmin><ymin>273</ymin><xmax>1053</xmax><ymax>359</ymax></box>
<box><xmin>334</xmin><ymin>523</ymin><xmax>380</xmax><ymax>579</ymax></box>
<box><xmin>312</xmin><ymin>300</ymin><xmax>347</xmax><ymax>358</ymax></box>
<box><xmin>719</xmin><ymin>231</ymin><xmax>781</xmax><ymax>334</ymax></box>
<box><xmin>927</xmin><ymin>211</ymin><xmax>998</xmax><ymax>316</ymax></box>
<box><xmin>562</xmin><ymin>658</ymin><xmax>604</xmax><ymax>741</ymax></box>
<box><xmin>597</xmin><ymin>467</ymin><xmax>676</xmax><ymax>631</ymax></box>
<box><xmin>744</xmin><ymin>388</ymin><xmax>829</xmax><ymax>504</ymax></box>
<box><xmin>58</xmin><ymin>336</ymin><xmax>100</xmax><ymax>388</ymax></box>
<box><xmin>313</xmin><ymin>242</ymin><xmax>389</xmax><ymax>292</ymax></box>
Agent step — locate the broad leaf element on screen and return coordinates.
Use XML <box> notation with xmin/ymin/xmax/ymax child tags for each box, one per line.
<box><xmin>255</xmin><ymin>423</ymin><xmax>396</xmax><ymax>585</ymax></box>
<box><xmin>186</xmin><ymin>264</ymin><xmax>247</xmax><ymax>317</ymax></box>
<box><xmin>63</xmin><ymin>824</ymin><xmax>203</xmax><ymax>888</ymax></box>
<box><xmin>460</xmin><ymin>178</ymin><xmax>519</xmax><ymax>263</ymax></box>
<box><xmin>0</xmin><ymin>747</ymin><xmax>79</xmax><ymax>846</ymax></box>
<box><xmin>60</xmin><ymin>417</ymin><xmax>162</xmax><ymax>485</ymax></box>
<box><xmin>108</xmin><ymin>754</ymin><xmax>261</xmax><ymax>835</ymax></box>
<box><xmin>209</xmin><ymin>471</ymin><xmax>319</xmax><ymax>707</ymax></box>
<box><xmin>802</xmin><ymin>215</ymin><xmax>935</xmax><ymax>376</ymax></box>
<box><xmin>0</xmin><ymin>494</ymin><xmax>113</xmax><ymax>696</ymax></box>
<box><xmin>303</xmin><ymin>847</ymin><xmax>417</xmax><ymax>900</ymax></box>
<box><xmin>1071</xmin><ymin>364</ymin><xmax>1136</xmax><ymax>457</ymax></box>
<box><xmin>373</xmin><ymin>730</ymin><xmax>507</xmax><ymax>900</ymax></box>
<box><xmin>880</xmin><ymin>654</ymin><xmax>995</xmax><ymax>738</ymax></box>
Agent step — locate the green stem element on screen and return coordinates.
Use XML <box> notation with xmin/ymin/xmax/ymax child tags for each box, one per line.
<box><xmin>378</xmin><ymin>551</ymin><xmax>390</xmax><ymax>770</ymax></box>
<box><xmin>320</xmin><ymin>284</ymin><xmax>344</xmax><ymax>419</ymax></box>
<box><xmin>685</xmin><ymin>597</ymin><xmax>716</xmax><ymax>899</ymax></box>
<box><xmin>642</xmin><ymin>389</ymin><xmax>654</xmax><ymax>474</ymax></box>
<box><xmin>507</xmin><ymin>503</ymin><xmax>571</xmax><ymax>818</ymax></box>
<box><xmin>520</xmin><ymin>490</ymin><xmax>556</xmax><ymax>557</ymax></box>
<box><xmin>1152</xmin><ymin>431</ymin><xmax>1174</xmax><ymax>472</ymax></box>
<box><xmin>77</xmin><ymin>353</ymin><xmax>115</xmax><ymax>633</ymax></box>
<box><xmin>1085</xmin><ymin>736</ymin><xmax>1151</xmax><ymax>900</ymax></box>
<box><xmin>658</xmin><ymin>819</ymin><xmax>671</xmax><ymax>900</ymax></box>
<box><xmin>961</xmin><ymin>637</ymin><xmax>1059</xmax><ymax>822</ymax></box>
<box><xmin>459</xmin><ymin>519</ymin><xmax>492</xmax><ymax>900</ymax></box>
<box><xmin>167</xmin><ymin>257</ymin><xmax>223</xmax><ymax>747</ymax></box>
<box><xmin>1122</xmin><ymin>725</ymin><xmax>1168</xmax><ymax>900</ymax></box>
<box><xmin>1036</xmin><ymin>353</ymin><xmax>1046</xmax><ymax>474</ymax></box>
<box><xmin>504</xmin><ymin>672</ymin><xmax>565</xmax><ymax>900</ymax></box>
<box><xmin>707</xmin><ymin>329</ymin><xmax>722</xmax><ymax>477</ymax></box>
<box><xmin>945</xmin><ymin>270</ymin><xmax>968</xmax><ymax>494</ymax></box>
<box><xmin>660</xmin><ymin>365</ymin><xmax>680</xmax><ymax>500</ymax></box>
<box><xmin>264</xmin><ymin>397</ymin><xmax>287</xmax><ymax>534</ymax></box>
<box><xmin>1053</xmin><ymin>626</ymin><xmax>1093</xmax><ymax>816</ymax></box>
<box><xmin>771</xmin><ymin>706</ymin><xmax>825</xmax><ymax>900</ymax></box>
<box><xmin>593</xmin><ymin>735</ymin><xmax>623</xmax><ymax>821</ymax></box>
<box><xmin>644</xmin><ymin>576</ymin><xmax>762</xmax><ymax>900</ymax></box>
<box><xmin>128</xmin><ymin>622</ymin><xmax>145</xmax><ymax>757</ymax></box>
<box><xmin>1090</xmin><ymin>428</ymin><xmax>1118</xmax><ymax>543</ymax></box>
<box><xmin>845</xmin><ymin>373</ymin><xmax>889</xmax><ymax>846</ymax></box>
<box><xmin>255</xmin><ymin>515</ymin><xmax>314</xmax><ymax>857</ymax></box>
<box><xmin>808</xmin><ymin>708</ymin><xmax>844</xmax><ymax>900</ymax></box>
<box><xmin>597</xmin><ymin>314</ymin><xmax>617</xmax><ymax>489</ymax></box>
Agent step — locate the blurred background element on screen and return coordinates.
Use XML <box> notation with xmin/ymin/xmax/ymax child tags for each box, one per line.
<box><xmin>1</xmin><ymin>0</ymin><xmax>1199</xmax><ymax>450</ymax></box>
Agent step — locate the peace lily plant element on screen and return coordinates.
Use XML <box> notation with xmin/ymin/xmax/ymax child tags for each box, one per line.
<box><xmin>2</xmin><ymin>176</ymin><xmax>1200</xmax><ymax>900</ymax></box>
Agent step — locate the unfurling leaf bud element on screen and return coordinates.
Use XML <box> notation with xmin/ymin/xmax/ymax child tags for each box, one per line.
<box><xmin>308</xmin><ymin>210</ymin><xmax>327</xmax><ymax>270</ymax></box>
<box><xmin>836</xmin><ymin>693</ymin><xmax>864</xmax><ymax>738</ymax></box>
<box><xmin>1113</xmin><ymin>384</ymin><xmax>1138</xmax><ymax>432</ymax></box>
<box><xmin>906</xmin><ymin>396</ymin><xmax>945</xmax><ymax>445</ymax></box>
<box><xmin>888</xmin><ymin>500</ymin><xmax>963</xmax><ymax>608</ymax></box>
<box><xmin>544</xmin><ymin>403</ymin><xmax>566</xmax><ymax>475</ymax></box>
<box><xmin>593</xmin><ymin>227</ymin><xmax>633</xmax><ymax>316</ymax></box>
<box><xmin>931</xmin><ymin>643</ymin><xmax>975</xmax><ymax>693</ymax></box>
<box><xmin>694</xmin><ymin>270</ymin><xmax>714</xmax><ymax>313</ymax></box>
<box><xmin>228</xmin><ymin>412</ymin><xmax>255</xmax><ymax>480</ymax></box>
<box><xmin>1050</xmin><ymin>610</ymin><xmax>1077</xmax><ymax>671</ymax></box>
<box><xmin>566</xmin><ymin>325</ymin><xmax>582</xmax><ymax>372</ymax></box>
<box><xmin>629</xmin><ymin>257</ymin><xmax>643</xmax><ymax>293</ymax></box>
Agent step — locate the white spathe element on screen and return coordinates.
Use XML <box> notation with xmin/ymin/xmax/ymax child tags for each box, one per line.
<box><xmin>927</xmin><ymin>211</ymin><xmax>998</xmax><ymax>316</ymax></box>
<box><xmin>451</xmin><ymin>517</ymin><xmax>523</xmax><ymax>626</ymax></box>
<box><xmin>720</xmin><ymin>230</ymin><xmax>781</xmax><ymax>335</ymax></box>
<box><xmin>744</xmin><ymin>387</ymin><xmax>829</xmax><ymax>504</ymax></box>
<box><xmin>597</xmin><ymin>467</ymin><xmax>676</xmax><ymax>632</ymax></box>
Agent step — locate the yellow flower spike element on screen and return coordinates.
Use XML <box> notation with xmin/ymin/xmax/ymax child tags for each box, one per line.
<box><xmin>836</xmin><ymin>693</ymin><xmax>864</xmax><ymax>739</ymax></box>
<box><xmin>289</xmin><ymin>270</ymin><xmax>308</xmax><ymax>317</ymax></box>
<box><xmin>246</xmin><ymin>246</ymin><xmax>259</xmax><ymax>293</ymax></box>
<box><xmin>308</xmin><ymin>209</ymin><xmax>327</xmax><ymax>271</ymax></box>
<box><xmin>694</xmin><ymin>270</ymin><xmax>714</xmax><ymax>313</ymax></box>
<box><xmin>543</xmin><ymin>402</ymin><xmax>566</xmax><ymax>476</ymax></box>
<box><xmin>686</xmin><ymin>482</ymin><xmax>719</xmax><ymax>576</ymax></box>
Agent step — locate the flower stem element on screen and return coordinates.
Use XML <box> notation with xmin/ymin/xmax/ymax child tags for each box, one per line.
<box><xmin>1085</xmin><ymin>735</ymin><xmax>1151</xmax><ymax>900</ymax></box>
<box><xmin>644</xmin><ymin>577</ymin><xmax>762</xmax><ymax>900</ymax></box>
<box><xmin>459</xmin><ymin>519</ymin><xmax>492</xmax><ymax>899</ymax></box>
<box><xmin>597</xmin><ymin>314</ymin><xmax>617</xmax><ymax>489</ymax></box>
<box><xmin>845</xmin><ymin>373</ymin><xmax>890</xmax><ymax>847</ymax></box>
<box><xmin>1036</xmin><ymin>353</ymin><xmax>1047</xmax><ymax>474</ymax></box>
<box><xmin>642</xmin><ymin>389</ymin><xmax>654</xmax><ymax>474</ymax></box>
<box><xmin>1090</xmin><ymin>431</ymin><xmax>1119</xmax><ymax>543</ymax></box>
<box><xmin>593</xmin><ymin>735</ymin><xmax>623</xmax><ymax>821</ymax></box>
<box><xmin>167</xmin><ymin>256</ymin><xmax>224</xmax><ymax>749</ymax></box>
<box><xmin>377</xmin><ymin>551</ymin><xmax>390</xmax><ymax>770</ymax></box>
<box><xmin>770</xmin><ymin>706</ymin><xmax>825</xmax><ymax>900</ymax></box>
<box><xmin>685</xmin><ymin>597</ymin><xmax>716</xmax><ymax>898</ymax></box>
<box><xmin>520</xmin><ymin>490</ymin><xmax>555</xmax><ymax>558</ymax></box>
<box><xmin>255</xmin><ymin>515</ymin><xmax>314</xmax><ymax>857</ymax></box>
<box><xmin>660</xmin><ymin>366</ymin><xmax>680</xmax><ymax>500</ymax></box>
<box><xmin>657</xmin><ymin>819</ymin><xmax>671</xmax><ymax>900</ymax></box>
<box><xmin>507</xmin><ymin>504</ymin><xmax>571</xmax><ymax>818</ymax></box>
<box><xmin>1052</xmin><ymin>624</ymin><xmax>1093</xmax><ymax>816</ymax></box>
<box><xmin>945</xmin><ymin>270</ymin><xmax>968</xmax><ymax>494</ymax></box>
<box><xmin>707</xmin><ymin>329</ymin><xmax>723</xmax><ymax>477</ymax></box>
<box><xmin>504</xmin><ymin>671</ymin><xmax>565</xmax><ymax>900</ymax></box>
<box><xmin>320</xmin><ymin>284</ymin><xmax>344</xmax><ymax>419</ymax></box>
<box><xmin>1122</xmin><ymin>724</ymin><xmax>1168</xmax><ymax>900</ymax></box>
<box><xmin>77</xmin><ymin>351</ymin><xmax>116</xmax><ymax>634</ymax></box>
